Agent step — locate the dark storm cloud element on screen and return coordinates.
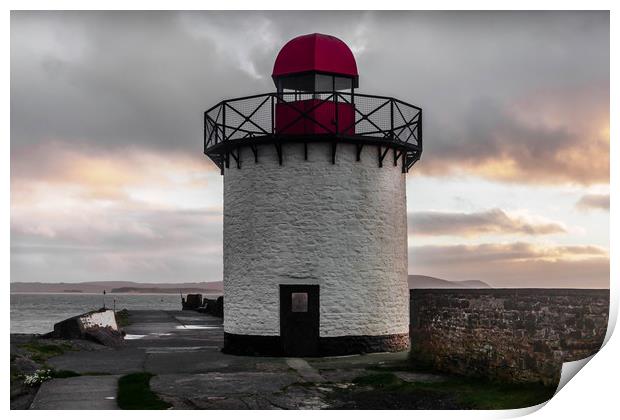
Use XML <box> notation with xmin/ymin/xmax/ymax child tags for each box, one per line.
<box><xmin>409</xmin><ymin>208</ymin><xmax>566</xmax><ymax>236</ymax></box>
<box><xmin>11</xmin><ymin>11</ymin><xmax>609</xmax><ymax>183</ymax></box>
<box><xmin>9</xmin><ymin>11</ymin><xmax>369</xmax><ymax>152</ymax></box>
<box><xmin>576</xmin><ymin>194</ymin><xmax>610</xmax><ymax>211</ymax></box>
<box><xmin>11</xmin><ymin>11</ymin><xmax>261</xmax><ymax>153</ymax></box>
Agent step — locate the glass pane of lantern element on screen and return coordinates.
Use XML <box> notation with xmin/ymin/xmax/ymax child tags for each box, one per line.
<box><xmin>291</xmin><ymin>293</ymin><xmax>308</xmax><ymax>312</ymax></box>
<box><xmin>334</xmin><ymin>76</ymin><xmax>353</xmax><ymax>91</ymax></box>
<box><xmin>280</xmin><ymin>74</ymin><xmax>315</xmax><ymax>92</ymax></box>
<box><xmin>314</xmin><ymin>74</ymin><xmax>334</xmax><ymax>92</ymax></box>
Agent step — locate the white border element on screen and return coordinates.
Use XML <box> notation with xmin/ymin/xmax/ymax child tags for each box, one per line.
<box><xmin>4</xmin><ymin>2</ymin><xmax>616</xmax><ymax>419</ymax></box>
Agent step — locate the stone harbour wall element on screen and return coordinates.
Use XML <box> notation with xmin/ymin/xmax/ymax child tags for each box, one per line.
<box><xmin>409</xmin><ymin>289</ymin><xmax>609</xmax><ymax>385</ymax></box>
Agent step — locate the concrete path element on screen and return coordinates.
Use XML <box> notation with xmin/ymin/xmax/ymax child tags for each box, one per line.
<box><xmin>30</xmin><ymin>375</ymin><xmax>120</xmax><ymax>410</ymax></box>
<box><xmin>286</xmin><ymin>358</ymin><xmax>325</xmax><ymax>383</ymax></box>
<box><xmin>37</xmin><ymin>310</ymin><xmax>419</xmax><ymax>409</ymax></box>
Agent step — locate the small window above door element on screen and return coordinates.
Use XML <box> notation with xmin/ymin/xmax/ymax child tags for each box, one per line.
<box><xmin>291</xmin><ymin>292</ymin><xmax>308</xmax><ymax>312</ymax></box>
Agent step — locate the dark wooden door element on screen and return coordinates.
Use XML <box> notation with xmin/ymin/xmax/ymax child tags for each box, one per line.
<box><xmin>280</xmin><ymin>285</ymin><xmax>320</xmax><ymax>356</ymax></box>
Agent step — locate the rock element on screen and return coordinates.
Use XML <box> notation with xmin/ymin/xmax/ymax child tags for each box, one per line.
<box><xmin>202</xmin><ymin>296</ymin><xmax>224</xmax><ymax>317</ymax></box>
<box><xmin>182</xmin><ymin>294</ymin><xmax>203</xmax><ymax>310</ymax></box>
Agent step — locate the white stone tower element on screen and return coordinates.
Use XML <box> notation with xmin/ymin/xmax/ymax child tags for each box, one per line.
<box><xmin>203</xmin><ymin>33</ymin><xmax>423</xmax><ymax>356</ymax></box>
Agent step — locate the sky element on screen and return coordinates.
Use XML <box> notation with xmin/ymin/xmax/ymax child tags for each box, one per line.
<box><xmin>10</xmin><ymin>11</ymin><xmax>609</xmax><ymax>288</ymax></box>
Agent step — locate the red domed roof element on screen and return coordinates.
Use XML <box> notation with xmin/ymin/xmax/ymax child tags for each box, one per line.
<box><xmin>272</xmin><ymin>33</ymin><xmax>359</xmax><ymax>80</ymax></box>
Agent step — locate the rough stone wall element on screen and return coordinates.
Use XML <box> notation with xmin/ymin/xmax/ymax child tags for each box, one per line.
<box><xmin>223</xmin><ymin>142</ymin><xmax>409</xmax><ymax>338</ymax></box>
<box><xmin>410</xmin><ymin>289</ymin><xmax>609</xmax><ymax>385</ymax></box>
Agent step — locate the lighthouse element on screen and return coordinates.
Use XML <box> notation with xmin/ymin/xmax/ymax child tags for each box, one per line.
<box><xmin>203</xmin><ymin>33</ymin><xmax>422</xmax><ymax>356</ymax></box>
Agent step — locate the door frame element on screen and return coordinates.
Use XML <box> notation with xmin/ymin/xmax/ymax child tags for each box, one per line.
<box><xmin>279</xmin><ymin>284</ymin><xmax>320</xmax><ymax>356</ymax></box>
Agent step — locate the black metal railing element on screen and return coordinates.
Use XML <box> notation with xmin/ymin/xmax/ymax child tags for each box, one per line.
<box><xmin>203</xmin><ymin>92</ymin><xmax>422</xmax><ymax>170</ymax></box>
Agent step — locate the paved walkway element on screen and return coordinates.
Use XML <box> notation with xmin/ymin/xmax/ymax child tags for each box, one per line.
<box><xmin>286</xmin><ymin>358</ymin><xmax>326</xmax><ymax>382</ymax></box>
<box><xmin>30</xmin><ymin>375</ymin><xmax>120</xmax><ymax>410</ymax></box>
<box><xmin>35</xmin><ymin>310</ymin><xmax>417</xmax><ymax>409</ymax></box>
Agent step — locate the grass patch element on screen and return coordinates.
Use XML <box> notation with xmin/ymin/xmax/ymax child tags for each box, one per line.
<box><xmin>453</xmin><ymin>380</ymin><xmax>556</xmax><ymax>410</ymax></box>
<box><xmin>350</xmin><ymin>372</ymin><xmax>556</xmax><ymax>410</ymax></box>
<box><xmin>19</xmin><ymin>342</ymin><xmax>72</xmax><ymax>363</ymax></box>
<box><xmin>117</xmin><ymin>372</ymin><xmax>171</xmax><ymax>410</ymax></box>
<box><xmin>367</xmin><ymin>358</ymin><xmax>438</xmax><ymax>374</ymax></box>
<box><xmin>115</xmin><ymin>309</ymin><xmax>131</xmax><ymax>328</ymax></box>
<box><xmin>353</xmin><ymin>372</ymin><xmax>403</xmax><ymax>388</ymax></box>
<box><xmin>50</xmin><ymin>370</ymin><xmax>81</xmax><ymax>379</ymax></box>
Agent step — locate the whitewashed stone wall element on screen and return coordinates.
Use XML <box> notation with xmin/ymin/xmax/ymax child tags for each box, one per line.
<box><xmin>223</xmin><ymin>142</ymin><xmax>409</xmax><ymax>338</ymax></box>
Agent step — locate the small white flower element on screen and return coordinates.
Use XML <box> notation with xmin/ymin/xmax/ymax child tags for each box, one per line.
<box><xmin>23</xmin><ymin>369</ymin><xmax>53</xmax><ymax>386</ymax></box>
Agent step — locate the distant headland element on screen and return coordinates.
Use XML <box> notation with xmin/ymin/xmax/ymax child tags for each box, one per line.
<box><xmin>10</xmin><ymin>281</ymin><xmax>224</xmax><ymax>294</ymax></box>
<box><xmin>10</xmin><ymin>276</ymin><xmax>491</xmax><ymax>294</ymax></box>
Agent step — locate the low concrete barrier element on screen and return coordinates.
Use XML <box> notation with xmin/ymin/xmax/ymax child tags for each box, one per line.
<box><xmin>51</xmin><ymin>308</ymin><xmax>123</xmax><ymax>346</ymax></box>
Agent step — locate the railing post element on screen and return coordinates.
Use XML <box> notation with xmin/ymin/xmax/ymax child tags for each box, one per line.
<box><xmin>418</xmin><ymin>109</ymin><xmax>423</xmax><ymax>148</ymax></box>
<box><xmin>334</xmin><ymin>92</ymin><xmax>339</xmax><ymax>134</ymax></box>
<box><xmin>333</xmin><ymin>77</ymin><xmax>338</xmax><ymax>134</ymax></box>
<box><xmin>223</xmin><ymin>103</ymin><xmax>227</xmax><ymax>143</ymax></box>
<box><xmin>351</xmin><ymin>88</ymin><xmax>355</xmax><ymax>135</ymax></box>
<box><xmin>390</xmin><ymin>99</ymin><xmax>394</xmax><ymax>139</ymax></box>
<box><xmin>203</xmin><ymin>112</ymin><xmax>207</xmax><ymax>153</ymax></box>
<box><xmin>271</xmin><ymin>94</ymin><xmax>275</xmax><ymax>134</ymax></box>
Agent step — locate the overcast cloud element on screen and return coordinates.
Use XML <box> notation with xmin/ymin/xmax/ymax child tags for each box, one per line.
<box><xmin>10</xmin><ymin>11</ymin><xmax>609</xmax><ymax>287</ymax></box>
<box><xmin>11</xmin><ymin>11</ymin><xmax>609</xmax><ymax>182</ymax></box>
<box><xmin>576</xmin><ymin>193</ymin><xmax>610</xmax><ymax>211</ymax></box>
<box><xmin>408</xmin><ymin>208</ymin><xmax>569</xmax><ymax>237</ymax></box>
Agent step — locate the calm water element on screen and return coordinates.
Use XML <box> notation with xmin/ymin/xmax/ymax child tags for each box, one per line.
<box><xmin>10</xmin><ymin>293</ymin><xmax>187</xmax><ymax>334</ymax></box>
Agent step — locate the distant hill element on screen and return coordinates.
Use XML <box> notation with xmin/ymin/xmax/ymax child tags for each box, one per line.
<box><xmin>109</xmin><ymin>287</ymin><xmax>219</xmax><ymax>294</ymax></box>
<box><xmin>10</xmin><ymin>281</ymin><xmax>223</xmax><ymax>294</ymax></box>
<box><xmin>12</xmin><ymin>276</ymin><xmax>489</xmax><ymax>293</ymax></box>
<box><xmin>408</xmin><ymin>275</ymin><xmax>491</xmax><ymax>289</ymax></box>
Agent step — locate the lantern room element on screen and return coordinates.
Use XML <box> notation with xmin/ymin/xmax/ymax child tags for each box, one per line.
<box><xmin>272</xmin><ymin>33</ymin><xmax>357</xmax><ymax>135</ymax></box>
<box><xmin>272</xmin><ymin>33</ymin><xmax>359</xmax><ymax>92</ymax></box>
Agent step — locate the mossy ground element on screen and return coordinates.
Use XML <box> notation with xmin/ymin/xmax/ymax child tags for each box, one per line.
<box><xmin>11</xmin><ymin>340</ymin><xmax>72</xmax><ymax>408</ymax></box>
<box><xmin>117</xmin><ymin>372</ymin><xmax>171</xmax><ymax>410</ymax></box>
<box><xmin>18</xmin><ymin>341</ymin><xmax>73</xmax><ymax>364</ymax></box>
<box><xmin>344</xmin><ymin>372</ymin><xmax>556</xmax><ymax>410</ymax></box>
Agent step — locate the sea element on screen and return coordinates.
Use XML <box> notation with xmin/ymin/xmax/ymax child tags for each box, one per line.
<box><xmin>10</xmin><ymin>293</ymin><xmax>189</xmax><ymax>334</ymax></box>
